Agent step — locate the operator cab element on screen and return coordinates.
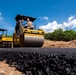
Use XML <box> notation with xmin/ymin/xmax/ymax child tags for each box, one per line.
<box><xmin>0</xmin><ymin>28</ymin><xmax>7</xmax><ymax>38</ymax></box>
<box><xmin>15</xmin><ymin>15</ymin><xmax>36</xmax><ymax>29</ymax></box>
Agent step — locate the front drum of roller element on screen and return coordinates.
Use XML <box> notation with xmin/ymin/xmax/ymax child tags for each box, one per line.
<box><xmin>23</xmin><ymin>35</ymin><xmax>44</xmax><ymax>47</ymax></box>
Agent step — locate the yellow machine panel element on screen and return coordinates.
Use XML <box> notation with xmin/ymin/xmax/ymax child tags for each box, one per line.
<box><xmin>2</xmin><ymin>37</ymin><xmax>12</xmax><ymax>41</ymax></box>
<box><xmin>0</xmin><ymin>28</ymin><xmax>13</xmax><ymax>48</ymax></box>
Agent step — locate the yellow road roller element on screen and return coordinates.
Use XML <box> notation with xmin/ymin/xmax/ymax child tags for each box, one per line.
<box><xmin>13</xmin><ymin>15</ymin><xmax>44</xmax><ymax>47</ymax></box>
<box><xmin>0</xmin><ymin>28</ymin><xmax>13</xmax><ymax>48</ymax></box>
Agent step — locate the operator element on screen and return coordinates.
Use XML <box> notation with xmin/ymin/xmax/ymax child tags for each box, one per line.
<box><xmin>15</xmin><ymin>19</ymin><xmax>24</xmax><ymax>34</ymax></box>
<box><xmin>18</xmin><ymin>19</ymin><xmax>24</xmax><ymax>25</ymax></box>
<box><xmin>26</xmin><ymin>18</ymin><xmax>34</xmax><ymax>28</ymax></box>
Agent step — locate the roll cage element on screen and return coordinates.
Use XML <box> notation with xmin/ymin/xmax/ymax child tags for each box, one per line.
<box><xmin>15</xmin><ymin>14</ymin><xmax>36</xmax><ymax>22</ymax></box>
<box><xmin>0</xmin><ymin>28</ymin><xmax>7</xmax><ymax>37</ymax></box>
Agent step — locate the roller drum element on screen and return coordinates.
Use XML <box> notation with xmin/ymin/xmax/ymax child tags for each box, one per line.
<box><xmin>24</xmin><ymin>35</ymin><xmax>44</xmax><ymax>47</ymax></box>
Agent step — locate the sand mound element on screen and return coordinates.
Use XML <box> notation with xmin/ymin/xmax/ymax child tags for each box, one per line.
<box><xmin>42</xmin><ymin>40</ymin><xmax>76</xmax><ymax>48</ymax></box>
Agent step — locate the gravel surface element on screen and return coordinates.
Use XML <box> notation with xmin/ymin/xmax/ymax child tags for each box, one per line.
<box><xmin>0</xmin><ymin>48</ymin><xmax>76</xmax><ymax>75</ymax></box>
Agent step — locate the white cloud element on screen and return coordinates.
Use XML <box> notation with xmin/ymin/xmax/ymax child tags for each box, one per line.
<box><xmin>39</xmin><ymin>16</ymin><xmax>76</xmax><ymax>33</ymax></box>
<box><xmin>68</xmin><ymin>15</ymin><xmax>74</xmax><ymax>21</ymax></box>
<box><xmin>40</xmin><ymin>16</ymin><xmax>49</xmax><ymax>20</ymax></box>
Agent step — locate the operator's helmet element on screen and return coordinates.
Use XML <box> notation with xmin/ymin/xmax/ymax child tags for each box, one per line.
<box><xmin>27</xmin><ymin>18</ymin><xmax>30</xmax><ymax>21</ymax></box>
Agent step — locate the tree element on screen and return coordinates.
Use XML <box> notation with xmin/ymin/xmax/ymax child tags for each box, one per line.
<box><xmin>44</xmin><ymin>28</ymin><xmax>76</xmax><ymax>41</ymax></box>
<box><xmin>63</xmin><ymin>30</ymin><xmax>76</xmax><ymax>41</ymax></box>
<box><xmin>52</xmin><ymin>28</ymin><xmax>64</xmax><ymax>41</ymax></box>
<box><xmin>44</xmin><ymin>33</ymin><xmax>51</xmax><ymax>40</ymax></box>
<box><xmin>7</xmin><ymin>34</ymin><xmax>13</xmax><ymax>37</ymax></box>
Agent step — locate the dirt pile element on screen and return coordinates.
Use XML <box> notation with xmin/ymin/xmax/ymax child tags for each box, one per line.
<box><xmin>42</xmin><ymin>40</ymin><xmax>76</xmax><ymax>48</ymax></box>
<box><xmin>0</xmin><ymin>61</ymin><xmax>24</xmax><ymax>75</ymax></box>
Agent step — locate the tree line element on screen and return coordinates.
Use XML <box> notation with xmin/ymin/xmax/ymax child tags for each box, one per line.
<box><xmin>44</xmin><ymin>28</ymin><xmax>76</xmax><ymax>41</ymax></box>
<box><xmin>7</xmin><ymin>35</ymin><xmax>13</xmax><ymax>37</ymax></box>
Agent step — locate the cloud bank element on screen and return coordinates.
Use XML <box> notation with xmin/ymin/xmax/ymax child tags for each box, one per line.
<box><xmin>39</xmin><ymin>16</ymin><xmax>76</xmax><ymax>33</ymax></box>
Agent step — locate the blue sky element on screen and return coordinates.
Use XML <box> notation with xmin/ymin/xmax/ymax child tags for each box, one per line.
<box><xmin>0</xmin><ymin>0</ymin><xmax>76</xmax><ymax>34</ymax></box>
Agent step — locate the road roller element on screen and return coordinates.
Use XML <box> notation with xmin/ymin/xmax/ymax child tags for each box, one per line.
<box><xmin>13</xmin><ymin>15</ymin><xmax>44</xmax><ymax>47</ymax></box>
<box><xmin>0</xmin><ymin>28</ymin><xmax>13</xmax><ymax>48</ymax></box>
